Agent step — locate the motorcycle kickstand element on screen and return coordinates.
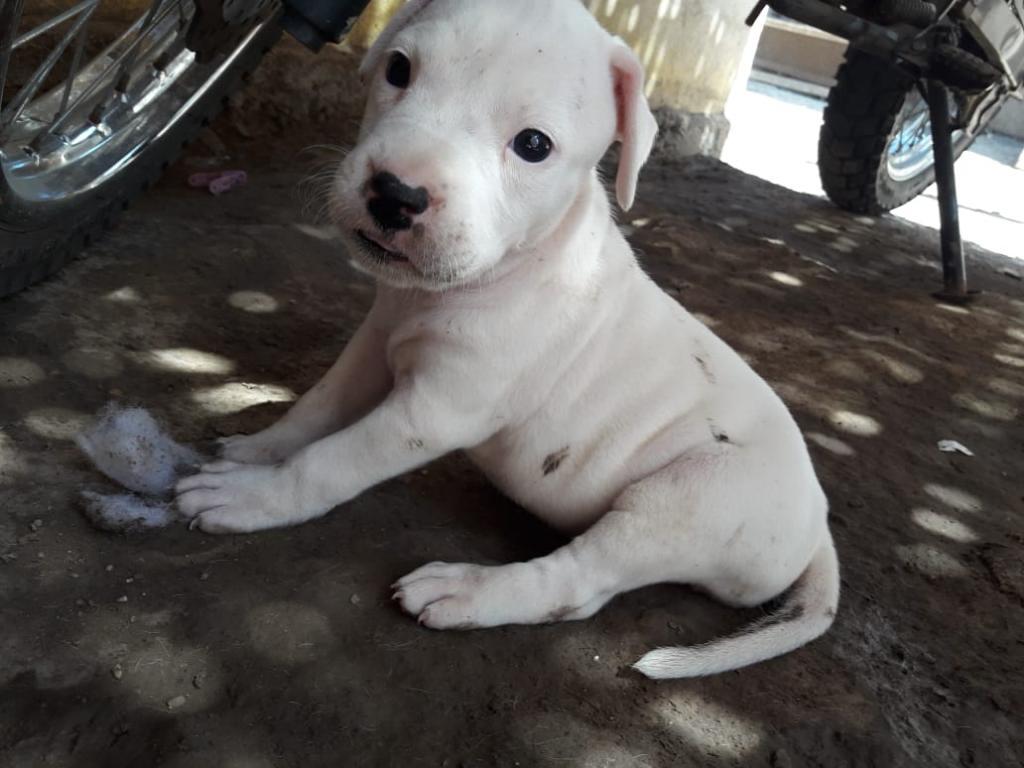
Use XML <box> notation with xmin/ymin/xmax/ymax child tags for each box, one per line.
<box><xmin>925</xmin><ymin>78</ymin><xmax>977</xmax><ymax>304</ymax></box>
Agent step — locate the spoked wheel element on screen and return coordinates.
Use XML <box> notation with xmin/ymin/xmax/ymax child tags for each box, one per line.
<box><xmin>818</xmin><ymin>48</ymin><xmax>982</xmax><ymax>215</ymax></box>
<box><xmin>0</xmin><ymin>0</ymin><xmax>281</xmax><ymax>297</ymax></box>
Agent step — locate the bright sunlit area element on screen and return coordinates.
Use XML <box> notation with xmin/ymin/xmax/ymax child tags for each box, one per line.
<box><xmin>723</xmin><ymin>34</ymin><xmax>1024</xmax><ymax>262</ymax></box>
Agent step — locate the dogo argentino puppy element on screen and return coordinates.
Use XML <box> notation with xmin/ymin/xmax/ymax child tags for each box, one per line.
<box><xmin>177</xmin><ymin>0</ymin><xmax>840</xmax><ymax>678</ymax></box>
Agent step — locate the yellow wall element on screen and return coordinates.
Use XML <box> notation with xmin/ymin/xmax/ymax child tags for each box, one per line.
<box><xmin>348</xmin><ymin>0</ymin><xmax>759</xmax><ymax>115</ymax></box>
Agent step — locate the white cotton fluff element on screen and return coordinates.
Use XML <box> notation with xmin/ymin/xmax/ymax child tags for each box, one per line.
<box><xmin>76</xmin><ymin>404</ymin><xmax>202</xmax><ymax>496</ymax></box>
<box><xmin>79</xmin><ymin>491</ymin><xmax>180</xmax><ymax>533</ymax></box>
<box><xmin>75</xmin><ymin>404</ymin><xmax>205</xmax><ymax>531</ymax></box>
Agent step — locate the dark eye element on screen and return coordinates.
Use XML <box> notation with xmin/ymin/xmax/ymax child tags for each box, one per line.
<box><xmin>512</xmin><ymin>129</ymin><xmax>553</xmax><ymax>163</ymax></box>
<box><xmin>385</xmin><ymin>52</ymin><xmax>411</xmax><ymax>88</ymax></box>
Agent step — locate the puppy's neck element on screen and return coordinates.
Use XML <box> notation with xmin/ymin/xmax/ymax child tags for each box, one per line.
<box><xmin>477</xmin><ymin>171</ymin><xmax>615</xmax><ymax>292</ymax></box>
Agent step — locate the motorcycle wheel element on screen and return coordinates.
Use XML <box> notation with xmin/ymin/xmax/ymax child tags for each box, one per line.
<box><xmin>0</xmin><ymin>2</ymin><xmax>281</xmax><ymax>298</ymax></box>
<box><xmin>818</xmin><ymin>48</ymin><xmax>983</xmax><ymax>215</ymax></box>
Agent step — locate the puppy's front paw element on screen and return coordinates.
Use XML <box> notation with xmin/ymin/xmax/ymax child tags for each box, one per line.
<box><xmin>392</xmin><ymin>562</ymin><xmax>506</xmax><ymax>630</ymax></box>
<box><xmin>218</xmin><ymin>433</ymin><xmax>293</xmax><ymax>465</ymax></box>
<box><xmin>175</xmin><ymin>461</ymin><xmax>307</xmax><ymax>534</ymax></box>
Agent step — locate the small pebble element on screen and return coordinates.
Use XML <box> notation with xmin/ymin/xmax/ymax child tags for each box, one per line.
<box><xmin>192</xmin><ymin>672</ymin><xmax>206</xmax><ymax>689</ymax></box>
<box><xmin>349</xmin><ymin>594</ymin><xmax>361</xmax><ymax>606</ymax></box>
<box><xmin>199</xmin><ymin>571</ymin><xmax>209</xmax><ymax>581</ymax></box>
<box><xmin>116</xmin><ymin>595</ymin><xmax>128</xmax><ymax>603</ymax></box>
<box><xmin>166</xmin><ymin>695</ymin><xmax>187</xmax><ymax>710</ymax></box>
<box><xmin>29</xmin><ymin>519</ymin><xmax>42</xmax><ymax>532</ymax></box>
<box><xmin>105</xmin><ymin>564</ymin><xmax>114</xmax><ymax>572</ymax></box>
<box><xmin>111</xmin><ymin>664</ymin><xmax>123</xmax><ymax>680</ymax></box>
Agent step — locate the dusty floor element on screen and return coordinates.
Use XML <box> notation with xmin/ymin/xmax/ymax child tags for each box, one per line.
<box><xmin>2</xmin><ymin>44</ymin><xmax>1024</xmax><ymax>768</ymax></box>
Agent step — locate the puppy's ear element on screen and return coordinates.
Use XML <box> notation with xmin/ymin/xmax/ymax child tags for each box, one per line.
<box><xmin>358</xmin><ymin>0</ymin><xmax>435</xmax><ymax>81</ymax></box>
<box><xmin>610</xmin><ymin>39</ymin><xmax>658</xmax><ymax>211</ymax></box>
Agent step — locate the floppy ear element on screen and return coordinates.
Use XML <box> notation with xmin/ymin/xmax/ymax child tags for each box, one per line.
<box><xmin>358</xmin><ymin>0</ymin><xmax>435</xmax><ymax>81</ymax></box>
<box><xmin>610</xmin><ymin>39</ymin><xmax>658</xmax><ymax>211</ymax></box>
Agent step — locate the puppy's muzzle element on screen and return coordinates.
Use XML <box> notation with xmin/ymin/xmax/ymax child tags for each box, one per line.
<box><xmin>367</xmin><ymin>171</ymin><xmax>429</xmax><ymax>232</ymax></box>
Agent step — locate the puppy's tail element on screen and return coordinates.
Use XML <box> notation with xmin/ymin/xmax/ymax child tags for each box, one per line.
<box><xmin>632</xmin><ymin>530</ymin><xmax>839</xmax><ymax>679</ymax></box>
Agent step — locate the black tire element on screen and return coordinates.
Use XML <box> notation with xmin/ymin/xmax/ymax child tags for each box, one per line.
<box><xmin>818</xmin><ymin>48</ymin><xmax>977</xmax><ymax>215</ymax></box>
<box><xmin>0</xmin><ymin>19</ymin><xmax>282</xmax><ymax>299</ymax></box>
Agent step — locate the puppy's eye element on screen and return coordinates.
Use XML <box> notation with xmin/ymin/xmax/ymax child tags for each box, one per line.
<box><xmin>385</xmin><ymin>52</ymin><xmax>412</xmax><ymax>88</ymax></box>
<box><xmin>512</xmin><ymin>129</ymin><xmax>553</xmax><ymax>163</ymax></box>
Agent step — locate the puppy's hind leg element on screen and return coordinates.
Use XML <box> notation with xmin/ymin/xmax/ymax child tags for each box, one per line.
<box><xmin>393</xmin><ymin>509</ymin><xmax>676</xmax><ymax>630</ymax></box>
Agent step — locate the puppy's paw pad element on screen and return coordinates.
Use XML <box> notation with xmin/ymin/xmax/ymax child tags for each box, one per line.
<box><xmin>393</xmin><ymin>562</ymin><xmax>485</xmax><ymax>618</ymax></box>
<box><xmin>417</xmin><ymin>598</ymin><xmax>478</xmax><ymax>631</ymax></box>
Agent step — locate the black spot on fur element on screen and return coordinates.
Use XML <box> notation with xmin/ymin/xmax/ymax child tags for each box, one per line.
<box><xmin>542</xmin><ymin>446</ymin><xmax>570</xmax><ymax>476</ymax></box>
<box><xmin>708</xmin><ymin>419</ymin><xmax>730</xmax><ymax>444</ymax></box>
<box><xmin>407</xmin><ymin>438</ymin><xmax>424</xmax><ymax>450</ymax></box>
<box><xmin>693</xmin><ymin>353</ymin><xmax>716</xmax><ymax>383</ymax></box>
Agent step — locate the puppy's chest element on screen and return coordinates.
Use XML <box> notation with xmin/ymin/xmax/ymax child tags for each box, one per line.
<box><xmin>464</xmin><ymin>404</ymin><xmax>645</xmax><ymax>530</ymax></box>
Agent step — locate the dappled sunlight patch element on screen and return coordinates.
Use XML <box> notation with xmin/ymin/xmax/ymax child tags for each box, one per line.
<box><xmin>191</xmin><ymin>382</ymin><xmax>296</xmax><ymax>415</ymax></box>
<box><xmin>805</xmin><ymin>432</ymin><xmax>855</xmax><ymax>457</ymax></box>
<box><xmin>650</xmin><ymin>690</ymin><xmax>765</xmax><ymax>760</ymax></box>
<box><xmin>923</xmin><ymin>483</ymin><xmax>983</xmax><ymax>514</ymax></box>
<box><xmin>826</xmin><ymin>358</ymin><xmax>870</xmax><ymax>383</ymax></box>
<box><xmin>740</xmin><ymin>332</ymin><xmax>783</xmax><ymax>353</ymax></box>
<box><xmin>62</xmin><ymin>348</ymin><xmax>124</xmax><ymax>380</ymax></box>
<box><xmin>1006</xmin><ymin>327</ymin><xmax>1024</xmax><ymax>343</ymax></box>
<box><xmin>771</xmin><ymin>381</ymin><xmax>815</xmax><ymax>409</ymax></box>
<box><xmin>952</xmin><ymin>416</ymin><xmax>1004</xmax><ymax>440</ymax></box>
<box><xmin>24</xmin><ymin>407</ymin><xmax>91</xmax><ymax>441</ymax></box>
<box><xmin>988</xmin><ymin>377</ymin><xmax>1024</xmax><ymax>398</ymax></box>
<box><xmin>911</xmin><ymin>508</ymin><xmax>978</xmax><ymax>544</ymax></box>
<box><xmin>894</xmin><ymin>543</ymin><xmax>970</xmax><ymax>579</ymax></box>
<box><xmin>120</xmin><ymin>638</ymin><xmax>223</xmax><ymax>713</ymax></box>
<box><xmin>691</xmin><ymin>312</ymin><xmax>718</xmax><ymax>328</ymax></box>
<box><xmin>828</xmin><ymin>409</ymin><xmax>882</xmax><ymax>437</ymax></box>
<box><xmin>994</xmin><ymin>353</ymin><xmax>1024</xmax><ymax>369</ymax></box>
<box><xmin>936</xmin><ymin>303</ymin><xmax>970</xmax><ymax>316</ymax></box>
<box><xmin>828</xmin><ymin>235</ymin><xmax>858</xmax><ymax>254</ymax></box>
<box><xmin>105</xmin><ymin>286</ymin><xmax>142</xmax><ymax>303</ymax></box>
<box><xmin>838</xmin><ymin>326</ymin><xmax>935</xmax><ymax>364</ymax></box>
<box><xmin>228</xmin><ymin>291</ymin><xmax>280</xmax><ymax>314</ymax></box>
<box><xmin>768</xmin><ymin>271</ymin><xmax>803</xmax><ymax>287</ymax></box>
<box><xmin>0</xmin><ymin>357</ymin><xmax>46</xmax><ymax>387</ymax></box>
<box><xmin>859</xmin><ymin>349</ymin><xmax>924</xmax><ymax>384</ymax></box>
<box><xmin>0</xmin><ymin>433</ymin><xmax>23</xmax><ymax>481</ymax></box>
<box><xmin>142</xmin><ymin>348</ymin><xmax>236</xmax><ymax>376</ymax></box>
<box><xmin>248</xmin><ymin>602</ymin><xmax>335</xmax><ymax>665</ymax></box>
<box><xmin>952</xmin><ymin>391</ymin><xmax>1018</xmax><ymax>421</ymax></box>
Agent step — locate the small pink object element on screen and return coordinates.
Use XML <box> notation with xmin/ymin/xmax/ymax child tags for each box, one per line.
<box><xmin>187</xmin><ymin>169</ymin><xmax>247</xmax><ymax>195</ymax></box>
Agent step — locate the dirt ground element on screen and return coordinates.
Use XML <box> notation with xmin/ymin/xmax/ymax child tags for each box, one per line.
<box><xmin>2</xmin><ymin>41</ymin><xmax>1024</xmax><ymax>768</ymax></box>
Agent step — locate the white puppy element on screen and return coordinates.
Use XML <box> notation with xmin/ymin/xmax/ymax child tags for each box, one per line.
<box><xmin>177</xmin><ymin>0</ymin><xmax>839</xmax><ymax>678</ymax></box>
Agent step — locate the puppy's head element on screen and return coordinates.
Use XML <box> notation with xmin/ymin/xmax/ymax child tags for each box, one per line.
<box><xmin>331</xmin><ymin>0</ymin><xmax>657</xmax><ymax>290</ymax></box>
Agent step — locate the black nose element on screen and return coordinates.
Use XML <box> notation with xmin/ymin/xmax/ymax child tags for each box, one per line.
<box><xmin>367</xmin><ymin>171</ymin><xmax>429</xmax><ymax>231</ymax></box>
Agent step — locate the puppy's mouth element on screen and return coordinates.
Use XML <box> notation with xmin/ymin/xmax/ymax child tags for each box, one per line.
<box><xmin>355</xmin><ymin>229</ymin><xmax>409</xmax><ymax>264</ymax></box>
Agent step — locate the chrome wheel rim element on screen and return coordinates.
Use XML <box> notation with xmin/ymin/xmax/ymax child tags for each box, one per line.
<box><xmin>885</xmin><ymin>87</ymin><xmax>962</xmax><ymax>182</ymax></box>
<box><xmin>0</xmin><ymin>1</ymin><xmax>269</xmax><ymax>203</ymax></box>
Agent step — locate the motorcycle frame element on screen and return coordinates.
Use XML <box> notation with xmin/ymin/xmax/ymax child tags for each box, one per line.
<box><xmin>748</xmin><ymin>0</ymin><xmax>1023</xmax><ymax>300</ymax></box>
